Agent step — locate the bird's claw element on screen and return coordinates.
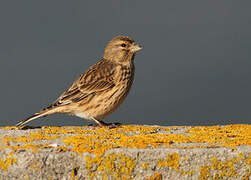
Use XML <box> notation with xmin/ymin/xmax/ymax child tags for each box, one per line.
<box><xmin>88</xmin><ymin>121</ymin><xmax>121</xmax><ymax>128</ymax></box>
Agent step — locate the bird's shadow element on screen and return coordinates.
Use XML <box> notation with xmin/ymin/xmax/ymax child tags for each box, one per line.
<box><xmin>19</xmin><ymin>126</ymin><xmax>42</xmax><ymax>130</ymax></box>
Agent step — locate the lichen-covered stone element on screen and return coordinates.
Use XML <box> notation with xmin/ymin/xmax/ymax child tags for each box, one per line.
<box><xmin>0</xmin><ymin>125</ymin><xmax>250</xmax><ymax>179</ymax></box>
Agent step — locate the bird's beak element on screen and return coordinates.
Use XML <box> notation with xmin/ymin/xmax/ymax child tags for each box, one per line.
<box><xmin>131</xmin><ymin>43</ymin><xmax>143</xmax><ymax>52</ymax></box>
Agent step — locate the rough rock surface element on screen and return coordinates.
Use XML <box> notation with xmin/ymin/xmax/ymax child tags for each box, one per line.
<box><xmin>0</xmin><ymin>124</ymin><xmax>250</xmax><ymax>179</ymax></box>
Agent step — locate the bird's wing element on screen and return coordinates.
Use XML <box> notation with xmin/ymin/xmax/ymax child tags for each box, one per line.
<box><xmin>52</xmin><ymin>59</ymin><xmax>116</xmax><ymax>106</ymax></box>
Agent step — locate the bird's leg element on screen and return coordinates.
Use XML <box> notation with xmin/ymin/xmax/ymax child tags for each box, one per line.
<box><xmin>91</xmin><ymin>117</ymin><xmax>108</xmax><ymax>126</ymax></box>
<box><xmin>90</xmin><ymin>117</ymin><xmax>121</xmax><ymax>128</ymax></box>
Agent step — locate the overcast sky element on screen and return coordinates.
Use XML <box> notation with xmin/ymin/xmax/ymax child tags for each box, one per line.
<box><xmin>1</xmin><ymin>1</ymin><xmax>251</xmax><ymax>126</ymax></box>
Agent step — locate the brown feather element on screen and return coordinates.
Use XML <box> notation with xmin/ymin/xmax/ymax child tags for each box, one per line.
<box><xmin>53</xmin><ymin>59</ymin><xmax>116</xmax><ymax>106</ymax></box>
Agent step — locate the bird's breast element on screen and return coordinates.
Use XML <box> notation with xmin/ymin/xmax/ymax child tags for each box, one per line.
<box><xmin>80</xmin><ymin>65</ymin><xmax>135</xmax><ymax>120</ymax></box>
<box><xmin>106</xmin><ymin>65</ymin><xmax>135</xmax><ymax>106</ymax></box>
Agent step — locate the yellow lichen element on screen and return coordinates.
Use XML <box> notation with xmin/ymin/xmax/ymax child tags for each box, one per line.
<box><xmin>0</xmin><ymin>157</ymin><xmax>17</xmax><ymax>171</ymax></box>
<box><xmin>1</xmin><ymin>125</ymin><xmax>250</xmax><ymax>153</ymax></box>
<box><xmin>0</xmin><ymin>126</ymin><xmax>19</xmax><ymax>130</ymax></box>
<box><xmin>0</xmin><ymin>152</ymin><xmax>17</xmax><ymax>171</ymax></box>
<box><xmin>1</xmin><ymin>132</ymin><xmax>60</xmax><ymax>144</ymax></box>
<box><xmin>29</xmin><ymin>160</ymin><xmax>40</xmax><ymax>171</ymax></box>
<box><xmin>23</xmin><ymin>174</ymin><xmax>30</xmax><ymax>180</ymax></box>
<box><xmin>158</xmin><ymin>153</ymin><xmax>180</xmax><ymax>171</ymax></box>
<box><xmin>242</xmin><ymin>170</ymin><xmax>251</xmax><ymax>180</ymax></box>
<box><xmin>85</xmin><ymin>153</ymin><xmax>136</xmax><ymax>179</ymax></box>
<box><xmin>141</xmin><ymin>163</ymin><xmax>149</xmax><ymax>169</ymax></box>
<box><xmin>55</xmin><ymin>146</ymin><xmax>69</xmax><ymax>153</ymax></box>
<box><xmin>211</xmin><ymin>157</ymin><xmax>238</xmax><ymax>178</ymax></box>
<box><xmin>199</xmin><ymin>153</ymin><xmax>247</xmax><ymax>179</ymax></box>
<box><xmin>0</xmin><ymin>125</ymin><xmax>250</xmax><ymax>178</ymax></box>
<box><xmin>0</xmin><ymin>143</ymin><xmax>52</xmax><ymax>153</ymax></box>
<box><xmin>242</xmin><ymin>153</ymin><xmax>251</xmax><ymax>180</ymax></box>
<box><xmin>187</xmin><ymin>124</ymin><xmax>251</xmax><ymax>147</ymax></box>
<box><xmin>199</xmin><ymin>165</ymin><xmax>211</xmax><ymax>180</ymax></box>
<box><xmin>245</xmin><ymin>153</ymin><xmax>251</xmax><ymax>166</ymax></box>
<box><xmin>180</xmin><ymin>169</ymin><xmax>194</xmax><ymax>176</ymax></box>
<box><xmin>71</xmin><ymin>165</ymin><xmax>79</xmax><ymax>180</ymax></box>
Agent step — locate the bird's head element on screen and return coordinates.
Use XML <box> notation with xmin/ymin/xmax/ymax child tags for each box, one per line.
<box><xmin>103</xmin><ymin>36</ymin><xmax>142</xmax><ymax>64</ymax></box>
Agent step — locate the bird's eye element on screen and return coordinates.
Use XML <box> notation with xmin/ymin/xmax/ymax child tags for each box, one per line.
<box><xmin>121</xmin><ymin>43</ymin><xmax>127</xmax><ymax>47</ymax></box>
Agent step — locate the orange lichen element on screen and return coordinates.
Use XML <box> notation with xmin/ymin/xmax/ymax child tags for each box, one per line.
<box><xmin>187</xmin><ymin>124</ymin><xmax>251</xmax><ymax>147</ymax></box>
<box><xmin>144</xmin><ymin>172</ymin><xmax>162</xmax><ymax>180</ymax></box>
<box><xmin>63</xmin><ymin>126</ymin><xmax>175</xmax><ymax>157</ymax></box>
<box><xmin>1</xmin><ymin>125</ymin><xmax>250</xmax><ymax>152</ymax></box>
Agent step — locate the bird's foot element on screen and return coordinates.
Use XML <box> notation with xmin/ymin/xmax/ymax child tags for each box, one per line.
<box><xmin>103</xmin><ymin>122</ymin><xmax>121</xmax><ymax>129</ymax></box>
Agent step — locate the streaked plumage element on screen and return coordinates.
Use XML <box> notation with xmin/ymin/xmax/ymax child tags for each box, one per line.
<box><xmin>16</xmin><ymin>36</ymin><xmax>142</xmax><ymax>127</ymax></box>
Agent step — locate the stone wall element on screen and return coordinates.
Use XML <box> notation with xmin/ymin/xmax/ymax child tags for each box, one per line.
<box><xmin>0</xmin><ymin>125</ymin><xmax>250</xmax><ymax>179</ymax></box>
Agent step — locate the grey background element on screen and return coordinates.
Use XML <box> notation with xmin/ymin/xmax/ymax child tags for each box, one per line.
<box><xmin>1</xmin><ymin>1</ymin><xmax>251</xmax><ymax>126</ymax></box>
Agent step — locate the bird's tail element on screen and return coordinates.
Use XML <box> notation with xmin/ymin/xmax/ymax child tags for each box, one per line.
<box><xmin>16</xmin><ymin>105</ymin><xmax>61</xmax><ymax>127</ymax></box>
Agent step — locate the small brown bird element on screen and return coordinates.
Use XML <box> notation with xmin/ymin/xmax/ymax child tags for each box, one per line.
<box><xmin>16</xmin><ymin>36</ymin><xmax>142</xmax><ymax>127</ymax></box>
